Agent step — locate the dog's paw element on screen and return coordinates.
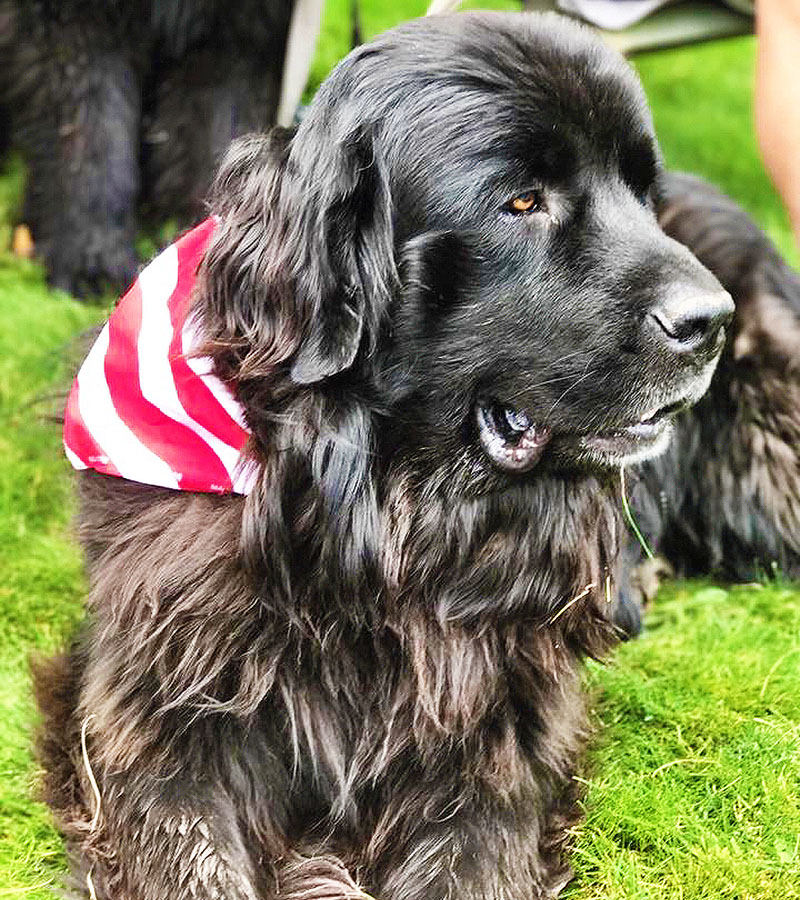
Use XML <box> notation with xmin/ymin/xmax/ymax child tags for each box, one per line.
<box><xmin>42</xmin><ymin>231</ymin><xmax>138</xmax><ymax>299</ymax></box>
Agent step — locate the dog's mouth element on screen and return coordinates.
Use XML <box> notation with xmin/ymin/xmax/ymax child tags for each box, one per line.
<box><xmin>477</xmin><ymin>397</ymin><xmax>691</xmax><ymax>472</ymax></box>
<box><xmin>476</xmin><ymin>400</ymin><xmax>552</xmax><ymax>473</ymax></box>
<box><xmin>577</xmin><ymin>399</ymin><xmax>687</xmax><ymax>463</ymax></box>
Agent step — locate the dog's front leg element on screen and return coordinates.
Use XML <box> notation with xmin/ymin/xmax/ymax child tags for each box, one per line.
<box><xmin>362</xmin><ymin>778</ymin><xmax>574</xmax><ymax>900</ymax></box>
<box><xmin>269</xmin><ymin>851</ymin><xmax>377</xmax><ymax>900</ymax></box>
<box><xmin>70</xmin><ymin>769</ymin><xmax>268</xmax><ymax>900</ymax></box>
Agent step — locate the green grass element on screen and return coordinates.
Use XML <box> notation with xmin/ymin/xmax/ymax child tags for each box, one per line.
<box><xmin>1</xmin><ymin>8</ymin><xmax>799</xmax><ymax>899</ymax></box>
<box><xmin>634</xmin><ymin>38</ymin><xmax>799</xmax><ymax>266</ymax></box>
<box><xmin>569</xmin><ymin>582</ymin><xmax>800</xmax><ymax>899</ymax></box>
<box><xmin>306</xmin><ymin>0</ymin><xmax>521</xmax><ymax>97</ymax></box>
<box><xmin>0</xmin><ymin>158</ymin><xmax>103</xmax><ymax>896</ymax></box>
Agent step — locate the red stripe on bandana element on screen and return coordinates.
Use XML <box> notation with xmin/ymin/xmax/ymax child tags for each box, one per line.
<box><xmin>63</xmin><ymin>380</ymin><xmax>122</xmax><ymax>479</ymax></box>
<box><xmin>167</xmin><ymin>220</ymin><xmax>250</xmax><ymax>452</ymax></box>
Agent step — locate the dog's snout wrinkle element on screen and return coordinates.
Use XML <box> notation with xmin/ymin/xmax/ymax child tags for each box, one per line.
<box><xmin>648</xmin><ymin>287</ymin><xmax>734</xmax><ymax>354</ymax></box>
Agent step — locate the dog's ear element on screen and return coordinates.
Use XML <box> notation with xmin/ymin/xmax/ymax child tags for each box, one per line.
<box><xmin>205</xmin><ymin>132</ymin><xmax>388</xmax><ymax>589</ymax></box>
<box><xmin>289</xmin><ymin>131</ymin><xmax>396</xmax><ymax>384</ymax></box>
<box><xmin>202</xmin><ymin>126</ymin><xmax>396</xmax><ymax>385</ymax></box>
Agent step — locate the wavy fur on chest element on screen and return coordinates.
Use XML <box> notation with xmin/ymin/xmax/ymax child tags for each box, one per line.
<box><xmin>37</xmin><ymin>455</ymin><xmax>621</xmax><ymax>899</ymax></box>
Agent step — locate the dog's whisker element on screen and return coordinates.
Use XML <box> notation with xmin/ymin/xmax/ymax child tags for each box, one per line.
<box><xmin>545</xmin><ymin>365</ymin><xmax>595</xmax><ymax>418</ymax></box>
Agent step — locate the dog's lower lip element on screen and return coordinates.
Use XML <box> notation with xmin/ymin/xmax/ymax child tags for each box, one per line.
<box><xmin>587</xmin><ymin>416</ymin><xmax>666</xmax><ymax>443</ymax></box>
<box><xmin>580</xmin><ymin>418</ymin><xmax>669</xmax><ymax>461</ymax></box>
<box><xmin>579</xmin><ymin>400</ymin><xmax>685</xmax><ymax>459</ymax></box>
<box><xmin>626</xmin><ymin>398</ymin><xmax>688</xmax><ymax>431</ymax></box>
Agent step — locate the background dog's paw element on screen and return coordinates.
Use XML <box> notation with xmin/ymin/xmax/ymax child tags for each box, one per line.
<box><xmin>42</xmin><ymin>231</ymin><xmax>138</xmax><ymax>299</ymax></box>
<box><xmin>612</xmin><ymin>555</ymin><xmax>674</xmax><ymax>639</ymax></box>
<box><xmin>631</xmin><ymin>555</ymin><xmax>674</xmax><ymax>606</ymax></box>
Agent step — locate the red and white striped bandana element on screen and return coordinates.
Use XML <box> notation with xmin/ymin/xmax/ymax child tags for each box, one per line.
<box><xmin>63</xmin><ymin>218</ymin><xmax>257</xmax><ymax>494</ymax></box>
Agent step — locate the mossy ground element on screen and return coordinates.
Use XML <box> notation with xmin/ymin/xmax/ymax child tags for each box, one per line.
<box><xmin>0</xmin><ymin>4</ymin><xmax>798</xmax><ymax>897</ymax></box>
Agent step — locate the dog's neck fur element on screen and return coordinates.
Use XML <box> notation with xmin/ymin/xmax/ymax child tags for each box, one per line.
<box><xmin>78</xmin><ymin>458</ymin><xmax>622</xmax><ymax>776</ymax></box>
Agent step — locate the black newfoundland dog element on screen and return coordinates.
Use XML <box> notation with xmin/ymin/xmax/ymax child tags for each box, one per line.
<box><xmin>0</xmin><ymin>0</ymin><xmax>292</xmax><ymax>296</ymax></box>
<box><xmin>36</xmin><ymin>12</ymin><xmax>739</xmax><ymax>899</ymax></box>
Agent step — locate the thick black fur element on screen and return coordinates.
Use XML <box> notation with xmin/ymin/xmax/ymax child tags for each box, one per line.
<box><xmin>628</xmin><ymin>172</ymin><xmax>800</xmax><ymax>582</ymax></box>
<box><xmin>0</xmin><ymin>0</ymin><xmax>292</xmax><ymax>296</ymax></box>
<box><xmin>35</xmin><ymin>13</ymin><xmax>733</xmax><ymax>900</ymax></box>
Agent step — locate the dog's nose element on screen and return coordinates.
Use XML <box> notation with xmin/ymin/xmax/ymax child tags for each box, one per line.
<box><xmin>647</xmin><ymin>285</ymin><xmax>734</xmax><ymax>354</ymax></box>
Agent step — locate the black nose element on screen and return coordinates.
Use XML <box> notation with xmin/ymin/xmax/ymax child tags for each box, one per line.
<box><xmin>647</xmin><ymin>285</ymin><xmax>734</xmax><ymax>353</ymax></box>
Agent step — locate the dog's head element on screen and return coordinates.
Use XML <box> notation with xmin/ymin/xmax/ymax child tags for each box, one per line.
<box><xmin>201</xmin><ymin>12</ymin><xmax>731</xmax><ymax>501</ymax></box>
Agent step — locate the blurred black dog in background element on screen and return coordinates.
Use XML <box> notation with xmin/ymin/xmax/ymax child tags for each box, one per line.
<box><xmin>626</xmin><ymin>173</ymin><xmax>800</xmax><ymax>592</ymax></box>
<box><xmin>0</xmin><ymin>0</ymin><xmax>293</xmax><ymax>296</ymax></box>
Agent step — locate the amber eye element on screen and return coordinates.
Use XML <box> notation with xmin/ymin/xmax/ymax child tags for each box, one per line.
<box><xmin>506</xmin><ymin>191</ymin><xmax>546</xmax><ymax>215</ymax></box>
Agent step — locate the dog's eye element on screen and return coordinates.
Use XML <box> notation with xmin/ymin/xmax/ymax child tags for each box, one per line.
<box><xmin>505</xmin><ymin>191</ymin><xmax>547</xmax><ymax>216</ymax></box>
